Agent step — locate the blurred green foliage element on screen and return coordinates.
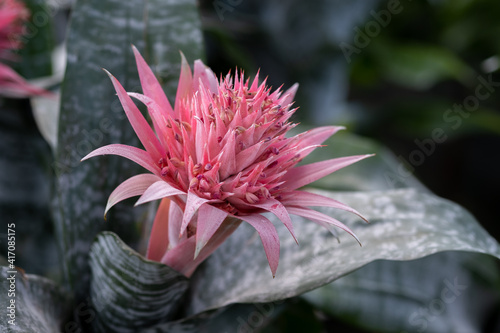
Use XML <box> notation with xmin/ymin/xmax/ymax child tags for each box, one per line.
<box><xmin>346</xmin><ymin>0</ymin><xmax>500</xmax><ymax>244</ymax></box>
<box><xmin>13</xmin><ymin>0</ymin><xmax>54</xmax><ymax>78</ymax></box>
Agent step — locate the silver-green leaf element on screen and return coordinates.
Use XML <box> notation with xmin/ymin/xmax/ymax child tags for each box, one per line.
<box><xmin>52</xmin><ymin>0</ymin><xmax>203</xmax><ymax>300</ymax></box>
<box><xmin>187</xmin><ymin>188</ymin><xmax>500</xmax><ymax>314</ymax></box>
<box><xmin>141</xmin><ymin>302</ymin><xmax>287</xmax><ymax>333</ymax></box>
<box><xmin>0</xmin><ymin>267</ymin><xmax>71</xmax><ymax>333</ymax></box>
<box><xmin>88</xmin><ymin>232</ymin><xmax>189</xmax><ymax>333</ymax></box>
<box><xmin>302</xmin><ymin>251</ymin><xmax>500</xmax><ymax>332</ymax></box>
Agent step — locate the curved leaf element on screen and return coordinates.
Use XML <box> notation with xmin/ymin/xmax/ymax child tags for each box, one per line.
<box><xmin>302</xmin><ymin>251</ymin><xmax>500</xmax><ymax>332</ymax></box>
<box><xmin>89</xmin><ymin>232</ymin><xmax>189</xmax><ymax>333</ymax></box>
<box><xmin>141</xmin><ymin>302</ymin><xmax>287</xmax><ymax>333</ymax></box>
<box><xmin>30</xmin><ymin>90</ymin><xmax>60</xmax><ymax>150</ymax></box>
<box><xmin>186</xmin><ymin>188</ymin><xmax>500</xmax><ymax>314</ymax></box>
<box><xmin>0</xmin><ymin>267</ymin><xmax>71</xmax><ymax>333</ymax></box>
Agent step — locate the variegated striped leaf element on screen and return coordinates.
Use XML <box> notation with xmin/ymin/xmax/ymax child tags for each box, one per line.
<box><xmin>89</xmin><ymin>232</ymin><xmax>189</xmax><ymax>332</ymax></box>
<box><xmin>0</xmin><ymin>267</ymin><xmax>71</xmax><ymax>333</ymax></box>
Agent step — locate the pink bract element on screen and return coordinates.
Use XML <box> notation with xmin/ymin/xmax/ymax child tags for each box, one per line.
<box><xmin>0</xmin><ymin>0</ymin><xmax>51</xmax><ymax>98</ymax></box>
<box><xmin>82</xmin><ymin>46</ymin><xmax>372</xmax><ymax>277</ymax></box>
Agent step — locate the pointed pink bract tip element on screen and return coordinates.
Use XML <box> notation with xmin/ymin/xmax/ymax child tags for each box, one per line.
<box><xmin>80</xmin><ymin>153</ymin><xmax>91</xmax><ymax>162</ymax></box>
<box><xmin>102</xmin><ymin>68</ymin><xmax>113</xmax><ymax>78</ymax></box>
<box><xmin>179</xmin><ymin>50</ymin><xmax>188</xmax><ymax>65</ymax></box>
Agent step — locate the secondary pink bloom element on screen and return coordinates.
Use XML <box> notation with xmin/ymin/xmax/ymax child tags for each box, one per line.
<box><xmin>0</xmin><ymin>0</ymin><xmax>51</xmax><ymax>98</ymax></box>
<box><xmin>82</xmin><ymin>46</ymin><xmax>372</xmax><ymax>277</ymax></box>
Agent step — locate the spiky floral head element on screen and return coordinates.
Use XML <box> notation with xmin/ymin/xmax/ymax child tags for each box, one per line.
<box><xmin>83</xmin><ymin>46</ymin><xmax>371</xmax><ymax>277</ymax></box>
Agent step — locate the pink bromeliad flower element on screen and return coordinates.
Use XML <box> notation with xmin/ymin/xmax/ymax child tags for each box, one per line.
<box><xmin>82</xmin><ymin>46</ymin><xmax>372</xmax><ymax>277</ymax></box>
<box><xmin>0</xmin><ymin>0</ymin><xmax>51</xmax><ymax>98</ymax></box>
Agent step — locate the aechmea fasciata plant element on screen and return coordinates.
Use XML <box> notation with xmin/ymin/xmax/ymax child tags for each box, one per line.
<box><xmin>82</xmin><ymin>46</ymin><xmax>372</xmax><ymax>277</ymax></box>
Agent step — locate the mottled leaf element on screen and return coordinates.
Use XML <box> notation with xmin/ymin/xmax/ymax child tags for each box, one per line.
<box><xmin>302</xmin><ymin>251</ymin><xmax>500</xmax><ymax>333</ymax></box>
<box><xmin>0</xmin><ymin>267</ymin><xmax>71</xmax><ymax>333</ymax></box>
<box><xmin>51</xmin><ymin>0</ymin><xmax>203</xmax><ymax>302</ymax></box>
<box><xmin>88</xmin><ymin>232</ymin><xmax>189</xmax><ymax>332</ymax></box>
<box><xmin>187</xmin><ymin>188</ymin><xmax>500</xmax><ymax>314</ymax></box>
